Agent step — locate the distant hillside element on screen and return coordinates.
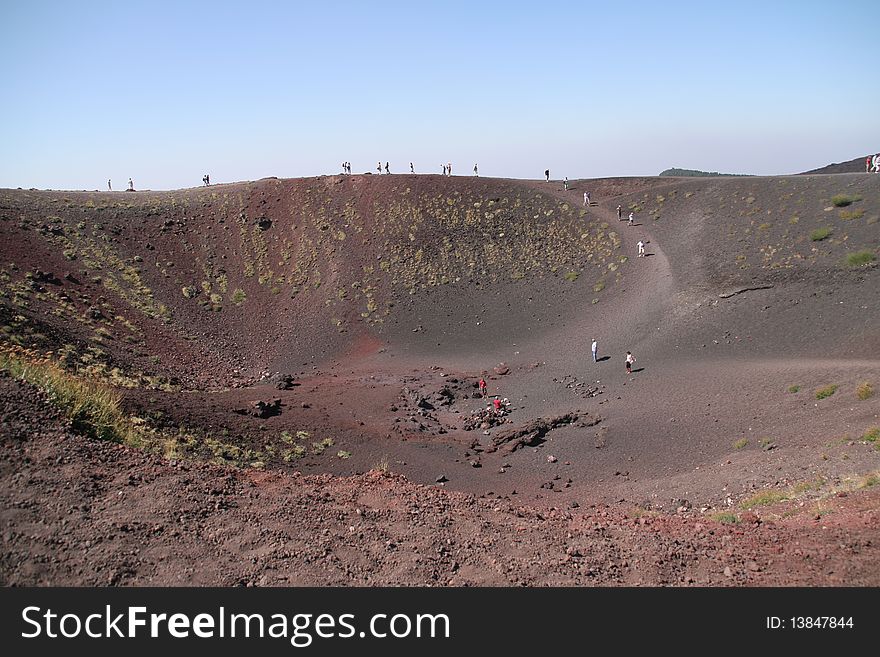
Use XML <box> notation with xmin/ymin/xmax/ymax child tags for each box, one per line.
<box><xmin>659</xmin><ymin>168</ymin><xmax>751</xmax><ymax>177</ymax></box>
<box><xmin>799</xmin><ymin>154</ymin><xmax>876</xmax><ymax>175</ymax></box>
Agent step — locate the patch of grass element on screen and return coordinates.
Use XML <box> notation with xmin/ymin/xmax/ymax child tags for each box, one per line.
<box><xmin>311</xmin><ymin>437</ymin><xmax>334</xmax><ymax>455</ymax></box>
<box><xmin>336</xmin><ymin>450</ymin><xmax>352</xmax><ymax>459</ymax></box>
<box><xmin>815</xmin><ymin>384</ymin><xmax>838</xmax><ymax>400</ymax></box>
<box><xmin>740</xmin><ymin>489</ymin><xmax>788</xmax><ymax>510</ymax></box>
<box><xmin>710</xmin><ymin>512</ymin><xmax>739</xmax><ymax>524</ymax></box>
<box><xmin>231</xmin><ymin>288</ymin><xmax>246</xmax><ymax>305</ymax></box>
<box><xmin>563</xmin><ymin>271</ymin><xmax>579</xmax><ymax>282</ymax></box>
<box><xmin>1</xmin><ymin>345</ymin><xmax>129</xmax><ymax>443</ymax></box>
<box><xmin>857</xmin><ymin>472</ymin><xmax>880</xmax><ymax>489</ymax></box>
<box><xmin>856</xmin><ymin>382</ymin><xmax>874</xmax><ymax>401</ymax></box>
<box><xmin>283</xmin><ymin>445</ymin><xmax>306</xmax><ymax>461</ymax></box>
<box><xmin>810</xmin><ymin>226</ymin><xmax>832</xmax><ymax>241</ymax></box>
<box><xmin>844</xmin><ymin>250</ymin><xmax>876</xmax><ymax>267</ymax></box>
<box><xmin>831</xmin><ymin>194</ymin><xmax>861</xmax><ymax>207</ymax></box>
<box><xmin>733</xmin><ymin>438</ymin><xmax>748</xmax><ymax>449</ymax></box>
<box><xmin>862</xmin><ymin>427</ymin><xmax>880</xmax><ymax>443</ymax></box>
<box><xmin>838</xmin><ymin>208</ymin><xmax>864</xmax><ymax>220</ymax></box>
<box><xmin>788</xmin><ymin>385</ymin><xmax>800</xmax><ymax>393</ymax></box>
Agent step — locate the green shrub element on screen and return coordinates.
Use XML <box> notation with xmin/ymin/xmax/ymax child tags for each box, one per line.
<box><xmin>862</xmin><ymin>427</ymin><xmax>880</xmax><ymax>443</ymax></box>
<box><xmin>733</xmin><ymin>438</ymin><xmax>748</xmax><ymax>449</ymax></box>
<box><xmin>831</xmin><ymin>194</ymin><xmax>861</xmax><ymax>207</ymax></box>
<box><xmin>815</xmin><ymin>384</ymin><xmax>838</xmax><ymax>400</ymax></box>
<box><xmin>810</xmin><ymin>227</ymin><xmax>832</xmax><ymax>241</ymax></box>
<box><xmin>857</xmin><ymin>382</ymin><xmax>874</xmax><ymax>401</ymax></box>
<box><xmin>838</xmin><ymin>209</ymin><xmax>864</xmax><ymax>220</ymax></box>
<box><xmin>741</xmin><ymin>490</ymin><xmax>788</xmax><ymax>510</ymax></box>
<box><xmin>844</xmin><ymin>250</ymin><xmax>876</xmax><ymax>267</ymax></box>
<box><xmin>231</xmin><ymin>288</ymin><xmax>246</xmax><ymax>305</ymax></box>
<box><xmin>788</xmin><ymin>385</ymin><xmax>800</xmax><ymax>393</ymax></box>
<box><xmin>711</xmin><ymin>512</ymin><xmax>739</xmax><ymax>524</ymax></box>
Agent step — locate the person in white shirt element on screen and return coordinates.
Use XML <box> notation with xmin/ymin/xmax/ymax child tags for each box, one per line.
<box><xmin>591</xmin><ymin>338</ymin><xmax>598</xmax><ymax>363</ymax></box>
<box><xmin>625</xmin><ymin>351</ymin><xmax>636</xmax><ymax>374</ymax></box>
<box><xmin>637</xmin><ymin>240</ymin><xmax>645</xmax><ymax>257</ymax></box>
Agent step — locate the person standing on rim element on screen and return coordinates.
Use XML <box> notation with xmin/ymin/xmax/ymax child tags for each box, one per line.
<box><xmin>108</xmin><ymin>179</ymin><xmax>111</xmax><ymax>191</ymax></box>
<box><xmin>625</xmin><ymin>351</ymin><xmax>636</xmax><ymax>374</ymax></box>
<box><xmin>545</xmin><ymin>169</ymin><xmax>550</xmax><ymax>182</ymax></box>
<box><xmin>591</xmin><ymin>338</ymin><xmax>599</xmax><ymax>363</ymax></box>
<box><xmin>410</xmin><ymin>162</ymin><xmax>414</xmax><ymax>173</ymax></box>
<box><xmin>474</xmin><ymin>163</ymin><xmax>478</xmax><ymax>176</ymax></box>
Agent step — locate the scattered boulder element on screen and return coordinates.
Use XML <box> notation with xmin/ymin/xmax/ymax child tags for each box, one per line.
<box><xmin>31</xmin><ymin>269</ymin><xmax>61</xmax><ymax>285</ymax></box>
<box><xmin>273</xmin><ymin>373</ymin><xmax>298</xmax><ymax>390</ymax></box>
<box><xmin>493</xmin><ymin>363</ymin><xmax>510</xmax><ymax>375</ymax></box>
<box><xmin>256</xmin><ymin>216</ymin><xmax>272</xmax><ymax>230</ymax></box>
<box><xmin>235</xmin><ymin>398</ymin><xmax>282</xmax><ymax>418</ymax></box>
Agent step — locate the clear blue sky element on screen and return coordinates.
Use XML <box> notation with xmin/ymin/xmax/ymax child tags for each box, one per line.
<box><xmin>2</xmin><ymin>0</ymin><xmax>878</xmax><ymax>190</ymax></box>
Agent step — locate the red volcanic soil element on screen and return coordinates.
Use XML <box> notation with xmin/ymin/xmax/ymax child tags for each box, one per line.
<box><xmin>1</xmin><ymin>171</ymin><xmax>879</xmax><ymax>586</ymax></box>
<box><xmin>3</xmin><ymin>373</ymin><xmax>879</xmax><ymax>586</ymax></box>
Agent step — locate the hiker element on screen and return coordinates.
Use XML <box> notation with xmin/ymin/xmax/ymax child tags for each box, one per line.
<box><xmin>385</xmin><ymin>162</ymin><xmax>390</xmax><ymax>174</ymax></box>
<box><xmin>206</xmin><ymin>174</ymin><xmax>210</xmax><ymax>185</ymax></box>
<box><xmin>128</xmin><ymin>178</ymin><xmax>134</xmax><ymax>191</ymax></box>
<box><xmin>585</xmin><ymin>192</ymin><xmax>590</xmax><ymax>207</ymax></box>
<box><xmin>479</xmin><ymin>377</ymin><xmax>487</xmax><ymax>397</ymax></box>
<box><xmin>591</xmin><ymin>338</ymin><xmax>598</xmax><ymax>363</ymax></box>
<box><xmin>625</xmin><ymin>351</ymin><xmax>636</xmax><ymax>374</ymax></box>
<box><xmin>492</xmin><ymin>397</ymin><xmax>503</xmax><ymax>415</ymax></box>
<box><xmin>108</xmin><ymin>179</ymin><xmax>111</xmax><ymax>191</ymax></box>
<box><xmin>617</xmin><ymin>205</ymin><xmax>622</xmax><ymax>220</ymax></box>
<box><xmin>474</xmin><ymin>163</ymin><xmax>478</xmax><ymax>176</ymax></box>
<box><xmin>628</xmin><ymin>211</ymin><xmax>634</xmax><ymax>225</ymax></box>
<box><xmin>410</xmin><ymin>162</ymin><xmax>414</xmax><ymax>173</ymax></box>
<box><xmin>545</xmin><ymin>169</ymin><xmax>550</xmax><ymax>182</ymax></box>
<box><xmin>377</xmin><ymin>161</ymin><xmax>382</xmax><ymax>174</ymax></box>
<box><xmin>564</xmin><ymin>177</ymin><xmax>568</xmax><ymax>190</ymax></box>
<box><xmin>585</xmin><ymin>191</ymin><xmax>591</xmax><ymax>204</ymax></box>
<box><xmin>447</xmin><ymin>162</ymin><xmax>452</xmax><ymax>176</ymax></box>
<box><xmin>869</xmin><ymin>156</ymin><xmax>873</xmax><ymax>173</ymax></box>
<box><xmin>442</xmin><ymin>164</ymin><xmax>447</xmax><ymax>175</ymax></box>
<box><xmin>637</xmin><ymin>240</ymin><xmax>645</xmax><ymax>257</ymax></box>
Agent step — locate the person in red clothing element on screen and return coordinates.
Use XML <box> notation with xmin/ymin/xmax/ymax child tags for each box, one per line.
<box><xmin>492</xmin><ymin>397</ymin><xmax>502</xmax><ymax>414</ymax></box>
<box><xmin>479</xmin><ymin>377</ymin><xmax>487</xmax><ymax>397</ymax></box>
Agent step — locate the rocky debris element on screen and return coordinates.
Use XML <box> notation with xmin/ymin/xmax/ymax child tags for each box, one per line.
<box><xmin>553</xmin><ymin>375</ymin><xmax>604</xmax><ymax>399</ymax></box>
<box><xmin>30</xmin><ymin>269</ymin><xmax>61</xmax><ymax>285</ymax></box>
<box><xmin>88</xmin><ymin>306</ymin><xmax>105</xmax><ymax>320</ymax></box>
<box><xmin>546</xmin><ymin>455</ymin><xmax>558</xmax><ymax>463</ymax></box>
<box><xmin>256</xmin><ymin>215</ymin><xmax>272</xmax><ymax>231</ymax></box>
<box><xmin>435</xmin><ymin>474</ymin><xmax>448</xmax><ymax>483</ymax></box>
<box><xmin>235</xmin><ymin>398</ymin><xmax>282</xmax><ymax>419</ymax></box>
<box><xmin>273</xmin><ymin>373</ymin><xmax>299</xmax><ymax>390</ymax></box>
<box><xmin>462</xmin><ymin>400</ymin><xmax>511</xmax><ymax>431</ymax></box>
<box><xmin>486</xmin><ymin>413</ymin><xmax>595</xmax><ymax>453</ymax></box>
<box><xmin>594</xmin><ymin>426</ymin><xmax>608</xmax><ymax>449</ymax></box>
<box><xmin>493</xmin><ymin>363</ymin><xmax>510</xmax><ymax>376</ymax></box>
